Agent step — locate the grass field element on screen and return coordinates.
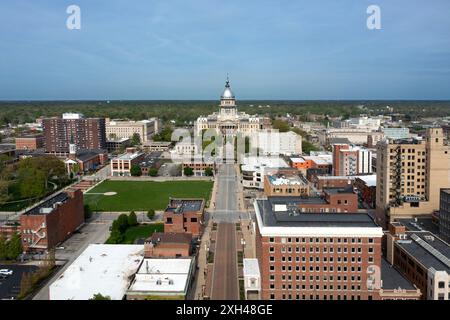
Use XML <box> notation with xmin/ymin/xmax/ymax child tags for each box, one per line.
<box><xmin>84</xmin><ymin>180</ymin><xmax>213</xmax><ymax>212</ymax></box>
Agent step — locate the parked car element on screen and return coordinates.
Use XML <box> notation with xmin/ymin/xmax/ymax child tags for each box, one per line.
<box><xmin>0</xmin><ymin>269</ymin><xmax>13</xmax><ymax>275</ymax></box>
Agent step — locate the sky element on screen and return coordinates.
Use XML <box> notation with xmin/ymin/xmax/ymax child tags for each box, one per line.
<box><xmin>0</xmin><ymin>0</ymin><xmax>449</xmax><ymax>100</ymax></box>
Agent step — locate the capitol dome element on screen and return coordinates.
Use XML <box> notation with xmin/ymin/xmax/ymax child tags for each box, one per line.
<box><xmin>221</xmin><ymin>79</ymin><xmax>235</xmax><ymax>99</ymax></box>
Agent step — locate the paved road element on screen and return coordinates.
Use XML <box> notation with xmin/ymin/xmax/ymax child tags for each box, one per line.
<box><xmin>32</xmin><ymin>214</ymin><xmax>114</xmax><ymax>300</ymax></box>
<box><xmin>212</xmin><ymin>163</ymin><xmax>240</xmax><ymax>223</ymax></box>
<box><xmin>210</xmin><ymin>163</ymin><xmax>239</xmax><ymax>300</ymax></box>
<box><xmin>211</xmin><ymin>222</ymin><xmax>239</xmax><ymax>300</ymax></box>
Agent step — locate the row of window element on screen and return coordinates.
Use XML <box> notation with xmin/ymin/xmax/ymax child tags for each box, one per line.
<box><xmin>269</xmin><ymin>237</ymin><xmax>374</xmax><ymax>244</ymax></box>
<box><xmin>268</xmin><ymin>246</ymin><xmax>375</xmax><ymax>254</ymax></box>
<box><xmin>270</xmin><ymin>274</ymin><xmax>363</xmax><ymax>282</ymax></box>
<box><xmin>269</xmin><ymin>293</ymin><xmax>372</xmax><ymax>300</ymax></box>
<box><xmin>269</xmin><ymin>255</ymin><xmax>367</xmax><ymax>263</ymax></box>
<box><xmin>268</xmin><ymin>264</ymin><xmax>372</xmax><ymax>272</ymax></box>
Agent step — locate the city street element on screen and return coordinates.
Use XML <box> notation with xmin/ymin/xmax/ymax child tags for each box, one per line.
<box><xmin>210</xmin><ymin>163</ymin><xmax>239</xmax><ymax>300</ymax></box>
<box><xmin>32</xmin><ymin>213</ymin><xmax>115</xmax><ymax>300</ymax></box>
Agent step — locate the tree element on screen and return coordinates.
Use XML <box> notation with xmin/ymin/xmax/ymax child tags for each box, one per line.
<box><xmin>130</xmin><ymin>165</ymin><xmax>142</xmax><ymax>177</ymax></box>
<box><xmin>131</xmin><ymin>133</ymin><xmax>141</xmax><ymax>146</ymax></box>
<box><xmin>90</xmin><ymin>293</ymin><xmax>111</xmax><ymax>300</ymax></box>
<box><xmin>117</xmin><ymin>214</ymin><xmax>129</xmax><ymax>233</ymax></box>
<box><xmin>183</xmin><ymin>167</ymin><xmax>194</xmax><ymax>176</ymax></box>
<box><xmin>128</xmin><ymin>211</ymin><xmax>138</xmax><ymax>226</ymax></box>
<box><xmin>147</xmin><ymin>209</ymin><xmax>155</xmax><ymax>220</ymax></box>
<box><xmin>272</xmin><ymin>119</ymin><xmax>290</xmax><ymax>132</ymax></box>
<box><xmin>6</xmin><ymin>232</ymin><xmax>23</xmax><ymax>260</ymax></box>
<box><xmin>148</xmin><ymin>168</ymin><xmax>158</xmax><ymax>177</ymax></box>
<box><xmin>0</xmin><ymin>233</ymin><xmax>7</xmax><ymax>261</ymax></box>
<box><xmin>204</xmin><ymin>167</ymin><xmax>213</xmax><ymax>177</ymax></box>
<box><xmin>84</xmin><ymin>204</ymin><xmax>93</xmax><ymax>220</ymax></box>
<box><xmin>18</xmin><ymin>167</ymin><xmax>46</xmax><ymax>199</ymax></box>
<box><xmin>0</xmin><ymin>180</ymin><xmax>10</xmax><ymax>206</ymax></box>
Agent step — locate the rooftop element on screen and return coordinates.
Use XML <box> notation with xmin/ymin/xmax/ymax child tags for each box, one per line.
<box><xmin>165</xmin><ymin>199</ymin><xmax>204</xmax><ymax>214</ymax></box>
<box><xmin>381</xmin><ymin>258</ymin><xmax>416</xmax><ymax>290</ymax></box>
<box><xmin>127</xmin><ymin>258</ymin><xmax>194</xmax><ymax>295</ymax></box>
<box><xmin>396</xmin><ymin>231</ymin><xmax>450</xmax><ymax>272</ymax></box>
<box><xmin>114</xmin><ymin>151</ymin><xmax>143</xmax><ymax>161</ymax></box>
<box><xmin>148</xmin><ymin>232</ymin><xmax>192</xmax><ymax>245</ymax></box>
<box><xmin>49</xmin><ymin>244</ymin><xmax>144</xmax><ymax>300</ymax></box>
<box><xmin>24</xmin><ymin>192</ymin><xmax>70</xmax><ymax>216</ymax></box>
<box><xmin>267</xmin><ymin>173</ymin><xmax>308</xmax><ymax>186</ymax></box>
<box><xmin>255</xmin><ymin>197</ymin><xmax>378</xmax><ymax>228</ymax></box>
<box><xmin>243</xmin><ymin>259</ymin><xmax>260</xmax><ymax>278</ymax></box>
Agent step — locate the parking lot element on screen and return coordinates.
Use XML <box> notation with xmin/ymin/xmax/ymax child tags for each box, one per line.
<box><xmin>0</xmin><ymin>264</ymin><xmax>38</xmax><ymax>300</ymax></box>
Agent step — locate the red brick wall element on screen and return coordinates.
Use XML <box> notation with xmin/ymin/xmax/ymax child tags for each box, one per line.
<box><xmin>257</xmin><ymin>234</ymin><xmax>382</xmax><ymax>300</ymax></box>
<box><xmin>20</xmin><ymin>189</ymin><xmax>84</xmax><ymax>251</ymax></box>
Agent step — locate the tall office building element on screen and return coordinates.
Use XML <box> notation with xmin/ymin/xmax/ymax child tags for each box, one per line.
<box><xmin>42</xmin><ymin>113</ymin><xmax>106</xmax><ymax>154</ymax></box>
<box><xmin>375</xmin><ymin>128</ymin><xmax>450</xmax><ymax>227</ymax></box>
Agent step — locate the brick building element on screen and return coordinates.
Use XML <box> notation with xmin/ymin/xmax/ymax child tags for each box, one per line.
<box><xmin>42</xmin><ymin>113</ymin><xmax>106</xmax><ymax>154</ymax></box>
<box><xmin>263</xmin><ymin>172</ymin><xmax>310</xmax><ymax>197</ymax></box>
<box><xmin>144</xmin><ymin>232</ymin><xmax>192</xmax><ymax>258</ymax></box>
<box><xmin>20</xmin><ymin>189</ymin><xmax>84</xmax><ymax>252</ymax></box>
<box><xmin>253</xmin><ymin>197</ymin><xmax>383</xmax><ymax>300</ymax></box>
<box><xmin>386</xmin><ymin>221</ymin><xmax>450</xmax><ymax>300</ymax></box>
<box><xmin>163</xmin><ymin>199</ymin><xmax>205</xmax><ymax>238</ymax></box>
<box><xmin>110</xmin><ymin>148</ymin><xmax>145</xmax><ymax>176</ymax></box>
<box><xmin>15</xmin><ymin>134</ymin><xmax>44</xmax><ymax>150</ymax></box>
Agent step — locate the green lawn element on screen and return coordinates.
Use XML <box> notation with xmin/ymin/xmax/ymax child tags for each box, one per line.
<box><xmin>123</xmin><ymin>223</ymin><xmax>164</xmax><ymax>244</ymax></box>
<box><xmin>84</xmin><ymin>180</ymin><xmax>213</xmax><ymax>212</ymax></box>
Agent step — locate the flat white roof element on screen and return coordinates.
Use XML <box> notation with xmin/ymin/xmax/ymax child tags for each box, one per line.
<box><xmin>243</xmin><ymin>259</ymin><xmax>260</xmax><ymax>278</ymax></box>
<box><xmin>114</xmin><ymin>151</ymin><xmax>143</xmax><ymax>161</ymax></box>
<box><xmin>290</xmin><ymin>157</ymin><xmax>305</xmax><ymax>163</ymax></box>
<box><xmin>49</xmin><ymin>244</ymin><xmax>144</xmax><ymax>300</ymax></box>
<box><xmin>128</xmin><ymin>258</ymin><xmax>193</xmax><ymax>295</ymax></box>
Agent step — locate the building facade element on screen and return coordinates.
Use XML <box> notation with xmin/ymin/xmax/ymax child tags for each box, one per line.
<box><xmin>42</xmin><ymin>113</ymin><xmax>106</xmax><ymax>154</ymax></box>
<box><xmin>195</xmin><ymin>78</ymin><xmax>270</xmax><ymax>138</ymax></box>
<box><xmin>15</xmin><ymin>134</ymin><xmax>44</xmax><ymax>150</ymax></box>
<box><xmin>375</xmin><ymin>128</ymin><xmax>450</xmax><ymax>227</ymax></box>
<box><xmin>105</xmin><ymin>118</ymin><xmax>160</xmax><ymax>143</ymax></box>
<box><xmin>254</xmin><ymin>197</ymin><xmax>383</xmax><ymax>300</ymax></box>
<box><xmin>110</xmin><ymin>148</ymin><xmax>145</xmax><ymax>176</ymax></box>
<box><xmin>163</xmin><ymin>199</ymin><xmax>205</xmax><ymax>238</ymax></box>
<box><xmin>439</xmin><ymin>189</ymin><xmax>450</xmax><ymax>243</ymax></box>
<box><xmin>332</xmin><ymin>143</ymin><xmax>372</xmax><ymax>176</ymax></box>
<box><xmin>20</xmin><ymin>189</ymin><xmax>84</xmax><ymax>252</ymax></box>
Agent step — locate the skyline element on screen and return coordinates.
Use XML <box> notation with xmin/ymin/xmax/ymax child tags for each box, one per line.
<box><xmin>0</xmin><ymin>0</ymin><xmax>450</xmax><ymax>100</ymax></box>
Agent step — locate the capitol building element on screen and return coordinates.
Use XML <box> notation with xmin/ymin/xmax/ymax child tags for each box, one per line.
<box><xmin>195</xmin><ymin>78</ymin><xmax>271</xmax><ymax>138</ymax></box>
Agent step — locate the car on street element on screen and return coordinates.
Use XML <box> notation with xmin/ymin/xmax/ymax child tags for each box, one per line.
<box><xmin>0</xmin><ymin>269</ymin><xmax>13</xmax><ymax>276</ymax></box>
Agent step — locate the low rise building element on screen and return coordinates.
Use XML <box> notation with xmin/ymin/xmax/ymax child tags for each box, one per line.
<box><xmin>252</xmin><ymin>130</ymin><xmax>302</xmax><ymax>156</ymax></box>
<box><xmin>20</xmin><ymin>189</ymin><xmax>84</xmax><ymax>252</ymax></box>
<box><xmin>49</xmin><ymin>244</ymin><xmax>144</xmax><ymax>300</ymax></box>
<box><xmin>111</xmin><ymin>148</ymin><xmax>145</xmax><ymax>176</ymax></box>
<box><xmin>126</xmin><ymin>257</ymin><xmax>195</xmax><ymax>300</ymax></box>
<box><xmin>144</xmin><ymin>232</ymin><xmax>192</xmax><ymax>258</ymax></box>
<box><xmin>379</xmin><ymin>258</ymin><xmax>421</xmax><ymax>300</ymax></box>
<box><xmin>164</xmin><ymin>198</ymin><xmax>205</xmax><ymax>238</ymax></box>
<box><xmin>263</xmin><ymin>171</ymin><xmax>310</xmax><ymax>197</ymax></box>
<box><xmin>15</xmin><ymin>134</ymin><xmax>44</xmax><ymax>150</ymax></box>
<box><xmin>354</xmin><ymin>175</ymin><xmax>377</xmax><ymax>209</ymax></box>
<box><xmin>241</xmin><ymin>156</ymin><xmax>289</xmax><ymax>190</ymax></box>
<box><xmin>243</xmin><ymin>258</ymin><xmax>261</xmax><ymax>300</ymax></box>
<box><xmin>386</xmin><ymin>221</ymin><xmax>450</xmax><ymax>300</ymax></box>
<box><xmin>143</xmin><ymin>141</ymin><xmax>172</xmax><ymax>152</ymax></box>
<box><xmin>106</xmin><ymin>138</ymin><xmax>131</xmax><ymax>153</ymax></box>
<box><xmin>106</xmin><ymin>118</ymin><xmax>160</xmax><ymax>143</ymax></box>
